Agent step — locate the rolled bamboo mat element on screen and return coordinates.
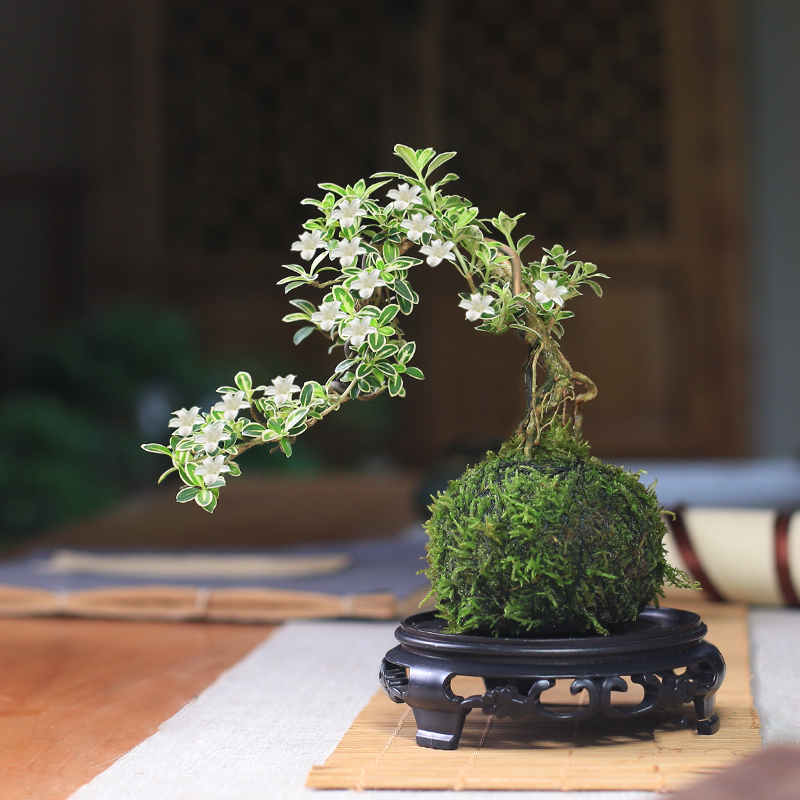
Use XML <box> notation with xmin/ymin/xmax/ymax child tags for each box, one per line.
<box><xmin>307</xmin><ymin>600</ymin><xmax>761</xmax><ymax>792</ymax></box>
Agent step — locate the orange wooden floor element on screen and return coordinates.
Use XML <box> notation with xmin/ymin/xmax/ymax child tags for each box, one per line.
<box><xmin>0</xmin><ymin>617</ymin><xmax>273</xmax><ymax>799</ymax></box>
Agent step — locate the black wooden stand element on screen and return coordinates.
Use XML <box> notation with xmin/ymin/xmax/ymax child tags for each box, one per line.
<box><xmin>380</xmin><ymin>606</ymin><xmax>725</xmax><ymax>750</ymax></box>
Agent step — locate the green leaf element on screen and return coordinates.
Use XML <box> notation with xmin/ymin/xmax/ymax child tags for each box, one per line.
<box><xmin>515</xmin><ymin>234</ymin><xmax>536</xmax><ymax>254</ymax></box>
<box><xmin>377</xmin><ymin>304</ymin><xmax>400</xmax><ymax>326</ymax></box>
<box><xmin>393</xmin><ymin>144</ymin><xmax>418</xmax><ymax>171</ymax></box>
<box><xmin>280</xmin><ymin>439</ymin><xmax>293</xmax><ymax>457</ymax></box>
<box><xmin>375</xmin><ymin>343</ymin><xmax>399</xmax><ymax>360</ymax></box>
<box><xmin>318</xmin><ymin>182</ymin><xmax>346</xmax><ymax>195</ymax></box>
<box><xmin>227</xmin><ymin>462</ymin><xmax>242</xmax><ymax>477</ymax></box>
<box><xmin>367</xmin><ymin>332</ymin><xmax>386</xmax><ymax>351</ymax></box>
<box><xmin>181</xmin><ymin>461</ymin><xmax>205</xmax><ymax>487</ymax></box>
<box><xmin>331</xmin><ymin>285</ymin><xmax>352</xmax><ymax>306</ymax></box>
<box><xmin>425</xmin><ymin>150</ymin><xmax>457</xmax><ymax>176</ymax></box>
<box><xmin>141</xmin><ymin>443</ymin><xmax>171</xmax><ymax>456</ymax></box>
<box><xmin>388</xmin><ymin>375</ymin><xmax>404</xmax><ymax>397</ymax></box>
<box><xmin>373</xmin><ymin>362</ymin><xmax>397</xmax><ymax>378</ymax></box>
<box><xmin>283</xmin><ymin>280</ymin><xmax>305</xmax><ymax>294</ymax></box>
<box><xmin>176</xmin><ymin>485</ymin><xmax>202</xmax><ymax>503</ymax></box>
<box><xmin>284</xmin><ymin>408</ymin><xmax>306</xmax><ymax>429</ymax></box>
<box><xmin>300</xmin><ymin>383</ymin><xmax>314</xmax><ymax>406</ymax></box>
<box><xmin>586</xmin><ymin>280</ymin><xmax>603</xmax><ymax>298</ymax></box>
<box><xmin>195</xmin><ymin>489</ymin><xmax>217</xmax><ymax>511</ymax></box>
<box><xmin>289</xmin><ymin>298</ymin><xmax>316</xmax><ymax>315</ymax></box>
<box><xmin>366</xmin><ymin>178</ymin><xmax>390</xmax><ymax>196</ymax></box>
<box><xmin>293</xmin><ymin>325</ymin><xmax>316</xmax><ymax>345</ymax></box>
<box><xmin>405</xmin><ymin>366</ymin><xmax>425</xmax><ymax>380</ymax></box>
<box><xmin>415</xmin><ymin>147</ymin><xmax>435</xmax><ymax>169</ymax></box>
<box><xmin>397</xmin><ymin>293</ymin><xmax>413</xmax><ymax>315</ymax></box>
<box><xmin>394</xmin><ymin>280</ymin><xmax>415</xmax><ymax>303</ymax></box>
<box><xmin>369</xmin><ymin>170</ymin><xmax>405</xmax><ymax>179</ymax></box>
<box><xmin>158</xmin><ymin>466</ymin><xmax>178</xmax><ymax>484</ymax></box>
<box><xmin>434</xmin><ymin>172</ymin><xmax>459</xmax><ymax>188</ymax></box>
<box><xmin>235</xmin><ymin>371</ymin><xmax>252</xmax><ymax>392</ymax></box>
<box><xmin>334</xmin><ymin>359</ymin><xmax>355</xmax><ymax>374</ymax></box>
<box><xmin>398</xmin><ymin>341</ymin><xmax>417</xmax><ymax>363</ymax></box>
<box><xmin>457</xmin><ymin>207</ymin><xmax>479</xmax><ymax>228</ymax></box>
<box><xmin>242</xmin><ymin>423</ymin><xmax>266</xmax><ymax>437</ymax></box>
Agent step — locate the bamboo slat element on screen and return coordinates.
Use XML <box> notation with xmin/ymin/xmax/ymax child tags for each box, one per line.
<box><xmin>307</xmin><ymin>601</ymin><xmax>760</xmax><ymax>792</ymax></box>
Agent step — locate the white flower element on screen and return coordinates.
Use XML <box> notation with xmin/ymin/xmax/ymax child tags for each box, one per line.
<box><xmin>213</xmin><ymin>391</ymin><xmax>250</xmax><ymax>421</ymax></box>
<box><xmin>330</xmin><ymin>198</ymin><xmax>366</xmax><ymax>229</ymax></box>
<box><xmin>290</xmin><ymin>230</ymin><xmax>325</xmax><ymax>261</ymax></box>
<box><xmin>194</xmin><ymin>421</ymin><xmax>231</xmax><ymax>454</ymax></box>
<box><xmin>387</xmin><ymin>182</ymin><xmax>421</xmax><ymax>211</ymax></box>
<box><xmin>419</xmin><ymin>239</ymin><xmax>456</xmax><ymax>267</ymax></box>
<box><xmin>459</xmin><ymin>293</ymin><xmax>496</xmax><ymax>322</ymax></box>
<box><xmin>341</xmin><ymin>316</ymin><xmax>378</xmax><ymax>347</ymax></box>
<box><xmin>350</xmin><ymin>268</ymin><xmax>387</xmax><ymax>299</ymax></box>
<box><xmin>533</xmin><ymin>278</ymin><xmax>568</xmax><ymax>307</ymax></box>
<box><xmin>401</xmin><ymin>213</ymin><xmax>435</xmax><ymax>241</ymax></box>
<box><xmin>329</xmin><ymin>237</ymin><xmax>366</xmax><ymax>267</ymax></box>
<box><xmin>265</xmin><ymin>374</ymin><xmax>301</xmax><ymax>405</ymax></box>
<box><xmin>168</xmin><ymin>406</ymin><xmax>202</xmax><ymax>437</ymax></box>
<box><xmin>311</xmin><ymin>301</ymin><xmax>347</xmax><ymax>332</ymax></box>
<box><xmin>194</xmin><ymin>454</ymin><xmax>231</xmax><ymax>485</ymax></box>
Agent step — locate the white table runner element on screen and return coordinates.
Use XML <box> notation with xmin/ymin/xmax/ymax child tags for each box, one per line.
<box><xmin>69</xmin><ymin>610</ymin><xmax>800</xmax><ymax>800</ymax></box>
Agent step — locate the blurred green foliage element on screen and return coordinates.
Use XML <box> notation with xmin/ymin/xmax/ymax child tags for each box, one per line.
<box><xmin>0</xmin><ymin>304</ymin><xmax>397</xmax><ymax>546</ymax></box>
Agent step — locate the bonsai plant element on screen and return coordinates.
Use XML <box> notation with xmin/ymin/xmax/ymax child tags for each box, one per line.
<box><xmin>143</xmin><ymin>145</ymin><xmax>691</xmax><ymax>636</ymax></box>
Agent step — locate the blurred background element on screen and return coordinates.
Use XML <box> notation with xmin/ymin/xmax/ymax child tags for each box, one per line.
<box><xmin>0</xmin><ymin>0</ymin><xmax>798</xmax><ymax>548</ymax></box>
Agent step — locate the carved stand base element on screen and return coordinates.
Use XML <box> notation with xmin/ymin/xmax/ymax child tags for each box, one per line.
<box><xmin>380</xmin><ymin>606</ymin><xmax>725</xmax><ymax>750</ymax></box>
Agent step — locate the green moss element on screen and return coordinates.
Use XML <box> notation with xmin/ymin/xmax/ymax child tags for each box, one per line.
<box><xmin>424</xmin><ymin>449</ymin><xmax>692</xmax><ymax>636</ymax></box>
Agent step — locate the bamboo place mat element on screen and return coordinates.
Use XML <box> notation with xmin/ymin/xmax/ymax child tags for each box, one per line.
<box><xmin>307</xmin><ymin>601</ymin><xmax>760</xmax><ymax>792</ymax></box>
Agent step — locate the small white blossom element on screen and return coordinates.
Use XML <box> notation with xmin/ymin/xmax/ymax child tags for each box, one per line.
<box><xmin>168</xmin><ymin>406</ymin><xmax>202</xmax><ymax>437</ymax></box>
<box><xmin>194</xmin><ymin>421</ymin><xmax>231</xmax><ymax>454</ymax></box>
<box><xmin>459</xmin><ymin>293</ymin><xmax>496</xmax><ymax>322</ymax></box>
<box><xmin>534</xmin><ymin>278</ymin><xmax>568</xmax><ymax>307</ymax></box>
<box><xmin>341</xmin><ymin>316</ymin><xmax>378</xmax><ymax>347</ymax></box>
<box><xmin>329</xmin><ymin>237</ymin><xmax>366</xmax><ymax>267</ymax></box>
<box><xmin>265</xmin><ymin>375</ymin><xmax>301</xmax><ymax>405</ymax></box>
<box><xmin>330</xmin><ymin>198</ymin><xmax>366</xmax><ymax>228</ymax></box>
<box><xmin>350</xmin><ymin>268</ymin><xmax>387</xmax><ymax>299</ymax></box>
<box><xmin>311</xmin><ymin>301</ymin><xmax>347</xmax><ymax>332</ymax></box>
<box><xmin>401</xmin><ymin>213</ymin><xmax>435</xmax><ymax>241</ymax></box>
<box><xmin>419</xmin><ymin>239</ymin><xmax>456</xmax><ymax>267</ymax></box>
<box><xmin>290</xmin><ymin>230</ymin><xmax>325</xmax><ymax>261</ymax></box>
<box><xmin>387</xmin><ymin>182</ymin><xmax>422</xmax><ymax>211</ymax></box>
<box><xmin>194</xmin><ymin>454</ymin><xmax>231</xmax><ymax>485</ymax></box>
<box><xmin>214</xmin><ymin>391</ymin><xmax>250</xmax><ymax>421</ymax></box>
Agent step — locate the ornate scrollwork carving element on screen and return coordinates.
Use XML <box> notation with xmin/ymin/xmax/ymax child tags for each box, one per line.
<box><xmin>453</xmin><ymin>661</ymin><xmax>723</xmax><ymax>723</ymax></box>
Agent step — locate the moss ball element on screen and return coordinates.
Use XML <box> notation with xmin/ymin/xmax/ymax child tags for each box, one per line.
<box><xmin>424</xmin><ymin>453</ymin><xmax>677</xmax><ymax>636</ymax></box>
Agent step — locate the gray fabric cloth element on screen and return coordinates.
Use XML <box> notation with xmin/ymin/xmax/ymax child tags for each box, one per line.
<box><xmin>612</xmin><ymin>457</ymin><xmax>800</xmax><ymax>509</ymax></box>
<box><xmin>68</xmin><ymin>609</ymin><xmax>800</xmax><ymax>800</ymax></box>
<box><xmin>0</xmin><ymin>526</ymin><xmax>430</xmax><ymax>599</ymax></box>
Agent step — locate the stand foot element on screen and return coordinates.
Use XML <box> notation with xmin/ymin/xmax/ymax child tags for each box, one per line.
<box><xmin>412</xmin><ymin>708</ymin><xmax>467</xmax><ymax>750</ymax></box>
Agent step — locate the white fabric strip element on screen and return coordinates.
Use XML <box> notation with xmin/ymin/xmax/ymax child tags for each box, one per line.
<box><xmin>68</xmin><ymin>613</ymin><xmax>800</xmax><ymax>800</ymax></box>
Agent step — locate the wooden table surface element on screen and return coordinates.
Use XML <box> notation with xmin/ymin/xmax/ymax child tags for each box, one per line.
<box><xmin>0</xmin><ymin>617</ymin><xmax>274</xmax><ymax>799</ymax></box>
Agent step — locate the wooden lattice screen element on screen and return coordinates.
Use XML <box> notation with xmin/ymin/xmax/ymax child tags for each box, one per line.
<box><xmin>87</xmin><ymin>0</ymin><xmax>748</xmax><ymax>462</ymax></box>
